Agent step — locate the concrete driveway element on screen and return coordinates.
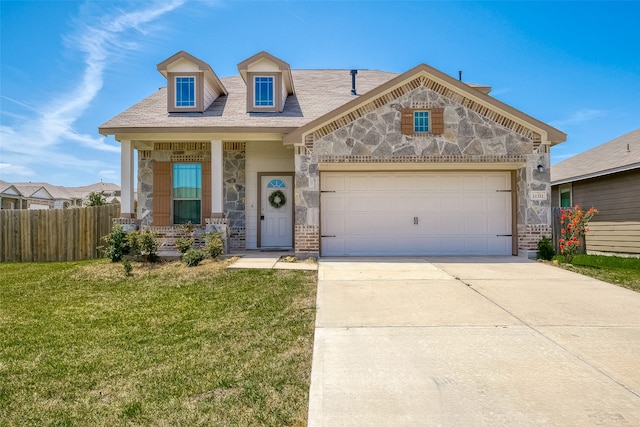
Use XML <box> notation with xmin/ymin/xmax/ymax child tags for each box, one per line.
<box><xmin>308</xmin><ymin>257</ymin><xmax>640</xmax><ymax>426</ymax></box>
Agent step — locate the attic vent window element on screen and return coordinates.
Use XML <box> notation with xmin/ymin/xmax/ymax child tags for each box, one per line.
<box><xmin>175</xmin><ymin>76</ymin><xmax>195</xmax><ymax>107</ymax></box>
<box><xmin>254</xmin><ymin>76</ymin><xmax>274</xmax><ymax>107</ymax></box>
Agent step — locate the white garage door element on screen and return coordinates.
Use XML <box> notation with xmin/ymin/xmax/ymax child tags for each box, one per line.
<box><xmin>321</xmin><ymin>171</ymin><xmax>512</xmax><ymax>256</ymax></box>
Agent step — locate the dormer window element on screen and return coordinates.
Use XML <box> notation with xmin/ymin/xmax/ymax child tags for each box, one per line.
<box><xmin>157</xmin><ymin>51</ymin><xmax>228</xmax><ymax>114</ymax></box>
<box><xmin>175</xmin><ymin>76</ymin><xmax>195</xmax><ymax>107</ymax></box>
<box><xmin>238</xmin><ymin>51</ymin><xmax>295</xmax><ymax>113</ymax></box>
<box><xmin>254</xmin><ymin>76</ymin><xmax>274</xmax><ymax>107</ymax></box>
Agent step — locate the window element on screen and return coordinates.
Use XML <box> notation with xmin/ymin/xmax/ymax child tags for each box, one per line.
<box><xmin>175</xmin><ymin>77</ymin><xmax>195</xmax><ymax>107</ymax></box>
<box><xmin>173</xmin><ymin>164</ymin><xmax>202</xmax><ymax>224</ymax></box>
<box><xmin>559</xmin><ymin>186</ymin><xmax>572</xmax><ymax>208</ymax></box>
<box><xmin>413</xmin><ymin>111</ymin><xmax>430</xmax><ymax>133</ymax></box>
<box><xmin>254</xmin><ymin>76</ymin><xmax>274</xmax><ymax>107</ymax></box>
<box><xmin>267</xmin><ymin>179</ymin><xmax>286</xmax><ymax>188</ymax></box>
<box><xmin>401</xmin><ymin>108</ymin><xmax>444</xmax><ymax>135</ymax></box>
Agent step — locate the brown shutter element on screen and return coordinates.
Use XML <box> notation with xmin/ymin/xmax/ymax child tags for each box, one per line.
<box><xmin>431</xmin><ymin>108</ymin><xmax>444</xmax><ymax>134</ymax></box>
<box><xmin>202</xmin><ymin>162</ymin><xmax>211</xmax><ymax>224</ymax></box>
<box><xmin>401</xmin><ymin>108</ymin><xmax>414</xmax><ymax>134</ymax></box>
<box><xmin>153</xmin><ymin>162</ymin><xmax>171</xmax><ymax>226</ymax></box>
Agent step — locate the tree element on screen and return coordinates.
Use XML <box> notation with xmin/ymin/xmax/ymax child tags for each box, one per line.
<box><xmin>85</xmin><ymin>191</ymin><xmax>107</xmax><ymax>206</ymax></box>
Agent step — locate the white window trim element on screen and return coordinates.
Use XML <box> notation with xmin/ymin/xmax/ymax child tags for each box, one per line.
<box><xmin>253</xmin><ymin>75</ymin><xmax>275</xmax><ymax>108</ymax></box>
<box><xmin>559</xmin><ymin>184</ymin><xmax>572</xmax><ymax>208</ymax></box>
<box><xmin>175</xmin><ymin>76</ymin><xmax>196</xmax><ymax>108</ymax></box>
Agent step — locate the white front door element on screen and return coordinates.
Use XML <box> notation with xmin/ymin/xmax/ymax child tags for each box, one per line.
<box><xmin>260</xmin><ymin>175</ymin><xmax>293</xmax><ymax>248</ymax></box>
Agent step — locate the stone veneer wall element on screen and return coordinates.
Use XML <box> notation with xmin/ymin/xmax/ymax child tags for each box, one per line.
<box><xmin>294</xmin><ymin>85</ymin><xmax>551</xmax><ymax>256</ymax></box>
<box><xmin>223</xmin><ymin>143</ymin><xmax>246</xmax><ymax>251</ymax></box>
<box><xmin>137</xmin><ymin>145</ymin><xmax>247</xmax><ymax>251</ymax></box>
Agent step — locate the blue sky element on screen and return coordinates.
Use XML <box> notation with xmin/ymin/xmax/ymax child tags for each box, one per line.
<box><xmin>1</xmin><ymin>0</ymin><xmax>638</xmax><ymax>187</ymax></box>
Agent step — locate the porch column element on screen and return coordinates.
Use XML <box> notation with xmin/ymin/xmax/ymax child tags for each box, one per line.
<box><xmin>211</xmin><ymin>140</ymin><xmax>223</xmax><ymax>217</ymax></box>
<box><xmin>120</xmin><ymin>140</ymin><xmax>134</xmax><ymax>218</ymax></box>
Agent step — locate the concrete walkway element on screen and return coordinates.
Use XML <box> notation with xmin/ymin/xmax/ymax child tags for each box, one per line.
<box><xmin>226</xmin><ymin>251</ymin><xmax>317</xmax><ymax>271</ymax></box>
<box><xmin>309</xmin><ymin>257</ymin><xmax>640</xmax><ymax>426</ymax></box>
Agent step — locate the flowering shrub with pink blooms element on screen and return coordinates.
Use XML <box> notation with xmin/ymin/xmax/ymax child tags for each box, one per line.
<box><xmin>558</xmin><ymin>205</ymin><xmax>598</xmax><ymax>263</ymax></box>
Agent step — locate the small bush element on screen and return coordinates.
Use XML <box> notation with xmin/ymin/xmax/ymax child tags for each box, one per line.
<box><xmin>127</xmin><ymin>229</ymin><xmax>159</xmax><ymax>262</ymax></box>
<box><xmin>183</xmin><ymin>249</ymin><xmax>206</xmax><ymax>267</ymax></box>
<box><xmin>204</xmin><ymin>232</ymin><xmax>224</xmax><ymax>259</ymax></box>
<box><xmin>175</xmin><ymin>237</ymin><xmax>194</xmax><ymax>254</ymax></box>
<box><xmin>537</xmin><ymin>236</ymin><xmax>555</xmax><ymax>261</ymax></box>
<box><xmin>101</xmin><ymin>224</ymin><xmax>130</xmax><ymax>262</ymax></box>
<box><xmin>122</xmin><ymin>259</ymin><xmax>133</xmax><ymax>276</ymax></box>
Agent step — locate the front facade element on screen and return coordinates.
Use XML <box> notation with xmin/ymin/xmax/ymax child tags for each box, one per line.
<box><xmin>100</xmin><ymin>51</ymin><xmax>565</xmax><ymax>258</ymax></box>
<box><xmin>551</xmin><ymin>129</ymin><xmax>640</xmax><ymax>255</ymax></box>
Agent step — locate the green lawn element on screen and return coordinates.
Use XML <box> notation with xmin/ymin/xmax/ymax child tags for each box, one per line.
<box><xmin>554</xmin><ymin>254</ymin><xmax>640</xmax><ymax>292</ymax></box>
<box><xmin>0</xmin><ymin>259</ymin><xmax>317</xmax><ymax>426</ymax></box>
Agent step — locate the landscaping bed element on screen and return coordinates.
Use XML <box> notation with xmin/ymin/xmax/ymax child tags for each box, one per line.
<box><xmin>0</xmin><ymin>259</ymin><xmax>317</xmax><ymax>426</ymax></box>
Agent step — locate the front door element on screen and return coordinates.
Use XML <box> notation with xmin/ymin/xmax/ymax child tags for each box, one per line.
<box><xmin>260</xmin><ymin>174</ymin><xmax>293</xmax><ymax>248</ymax></box>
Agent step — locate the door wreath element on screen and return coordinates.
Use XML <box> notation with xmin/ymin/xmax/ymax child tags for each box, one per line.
<box><xmin>268</xmin><ymin>190</ymin><xmax>286</xmax><ymax>208</ymax></box>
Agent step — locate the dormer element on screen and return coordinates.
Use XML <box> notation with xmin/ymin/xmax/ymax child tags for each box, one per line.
<box><xmin>237</xmin><ymin>51</ymin><xmax>295</xmax><ymax>113</ymax></box>
<box><xmin>157</xmin><ymin>51</ymin><xmax>227</xmax><ymax>113</ymax></box>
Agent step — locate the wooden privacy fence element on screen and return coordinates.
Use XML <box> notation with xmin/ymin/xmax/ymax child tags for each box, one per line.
<box><xmin>0</xmin><ymin>204</ymin><xmax>120</xmax><ymax>262</ymax></box>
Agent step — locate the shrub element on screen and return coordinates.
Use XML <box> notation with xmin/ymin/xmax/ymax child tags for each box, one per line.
<box><xmin>558</xmin><ymin>205</ymin><xmax>598</xmax><ymax>263</ymax></box>
<box><xmin>101</xmin><ymin>224</ymin><xmax>130</xmax><ymax>262</ymax></box>
<box><xmin>536</xmin><ymin>236</ymin><xmax>555</xmax><ymax>261</ymax></box>
<box><xmin>122</xmin><ymin>259</ymin><xmax>133</xmax><ymax>276</ymax></box>
<box><xmin>204</xmin><ymin>231</ymin><xmax>224</xmax><ymax>259</ymax></box>
<box><xmin>182</xmin><ymin>249</ymin><xmax>205</xmax><ymax>267</ymax></box>
<box><xmin>127</xmin><ymin>229</ymin><xmax>159</xmax><ymax>262</ymax></box>
<box><xmin>175</xmin><ymin>237</ymin><xmax>194</xmax><ymax>254</ymax></box>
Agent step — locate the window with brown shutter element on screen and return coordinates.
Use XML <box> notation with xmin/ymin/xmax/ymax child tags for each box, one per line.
<box><xmin>400</xmin><ymin>108</ymin><xmax>445</xmax><ymax>135</ymax></box>
<box><xmin>153</xmin><ymin>162</ymin><xmax>171</xmax><ymax>226</ymax></box>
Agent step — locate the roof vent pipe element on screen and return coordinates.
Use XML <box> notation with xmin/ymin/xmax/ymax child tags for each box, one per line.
<box><xmin>350</xmin><ymin>69</ymin><xmax>358</xmax><ymax>95</ymax></box>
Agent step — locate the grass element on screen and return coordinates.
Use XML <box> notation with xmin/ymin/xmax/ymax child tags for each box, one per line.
<box><xmin>0</xmin><ymin>259</ymin><xmax>317</xmax><ymax>426</ymax></box>
<box><xmin>553</xmin><ymin>254</ymin><xmax>640</xmax><ymax>292</ymax></box>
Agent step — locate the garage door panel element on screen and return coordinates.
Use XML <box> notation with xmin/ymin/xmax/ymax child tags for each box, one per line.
<box><xmin>416</xmin><ymin>175</ymin><xmax>440</xmax><ymax>191</ymax></box>
<box><xmin>441</xmin><ymin>175</ymin><xmax>463</xmax><ymax>191</ymax></box>
<box><xmin>321</xmin><ymin>171</ymin><xmax>512</xmax><ymax>256</ymax></box>
<box><xmin>346</xmin><ymin>175</ymin><xmax>369</xmax><ymax>191</ymax></box>
<box><xmin>369</xmin><ymin>175</ymin><xmax>392</xmax><ymax>191</ymax></box>
<box><xmin>322</xmin><ymin>194</ymin><xmax>346</xmax><ymax>212</ymax></box>
<box><xmin>323</xmin><ymin>175</ymin><xmax>346</xmax><ymax>191</ymax></box>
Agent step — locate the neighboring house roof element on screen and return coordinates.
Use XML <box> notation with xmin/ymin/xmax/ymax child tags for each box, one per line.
<box><xmin>1</xmin><ymin>181</ymin><xmax>121</xmax><ymax>203</ymax></box>
<box><xmin>99</xmin><ymin>69</ymin><xmax>398</xmax><ymax>135</ymax></box>
<box><xmin>551</xmin><ymin>128</ymin><xmax>640</xmax><ymax>185</ymax></box>
<box><xmin>12</xmin><ymin>184</ymin><xmax>54</xmax><ymax>200</ymax></box>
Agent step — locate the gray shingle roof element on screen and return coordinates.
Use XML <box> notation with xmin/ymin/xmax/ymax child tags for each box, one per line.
<box><xmin>99</xmin><ymin>70</ymin><xmax>398</xmax><ymax>132</ymax></box>
<box><xmin>551</xmin><ymin>128</ymin><xmax>640</xmax><ymax>184</ymax></box>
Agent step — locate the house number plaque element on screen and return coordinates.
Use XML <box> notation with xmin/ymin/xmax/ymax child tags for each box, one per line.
<box><xmin>530</xmin><ymin>191</ymin><xmax>547</xmax><ymax>200</ymax></box>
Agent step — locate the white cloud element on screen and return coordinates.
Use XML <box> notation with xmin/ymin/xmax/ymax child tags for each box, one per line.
<box><xmin>0</xmin><ymin>163</ymin><xmax>36</xmax><ymax>178</ymax></box>
<box><xmin>0</xmin><ymin>0</ymin><xmax>186</xmax><ymax>181</ymax></box>
<box><xmin>550</xmin><ymin>108</ymin><xmax>606</xmax><ymax>128</ymax></box>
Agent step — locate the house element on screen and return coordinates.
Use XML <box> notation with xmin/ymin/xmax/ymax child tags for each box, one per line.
<box><xmin>0</xmin><ymin>180</ymin><xmax>121</xmax><ymax>209</ymax></box>
<box><xmin>99</xmin><ymin>50</ymin><xmax>565</xmax><ymax>258</ymax></box>
<box><xmin>551</xmin><ymin>129</ymin><xmax>640</xmax><ymax>255</ymax></box>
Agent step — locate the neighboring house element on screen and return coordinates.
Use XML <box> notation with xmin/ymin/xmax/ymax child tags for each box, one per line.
<box><xmin>99</xmin><ymin>50</ymin><xmax>565</xmax><ymax>258</ymax></box>
<box><xmin>0</xmin><ymin>180</ymin><xmax>121</xmax><ymax>209</ymax></box>
<box><xmin>551</xmin><ymin>129</ymin><xmax>640</xmax><ymax>256</ymax></box>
